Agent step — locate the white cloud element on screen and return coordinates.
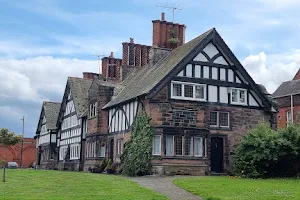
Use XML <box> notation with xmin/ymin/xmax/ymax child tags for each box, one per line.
<box><xmin>243</xmin><ymin>51</ymin><xmax>300</xmax><ymax>93</ymax></box>
<box><xmin>0</xmin><ymin>56</ymin><xmax>98</xmax><ymax>135</ymax></box>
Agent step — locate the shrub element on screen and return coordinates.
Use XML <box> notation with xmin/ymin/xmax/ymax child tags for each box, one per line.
<box><xmin>234</xmin><ymin>124</ymin><xmax>300</xmax><ymax>178</ymax></box>
<box><xmin>121</xmin><ymin>111</ymin><xmax>154</xmax><ymax>176</ymax></box>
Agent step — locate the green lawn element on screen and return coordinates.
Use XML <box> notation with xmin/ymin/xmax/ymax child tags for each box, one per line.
<box><xmin>0</xmin><ymin>169</ymin><xmax>167</xmax><ymax>200</ymax></box>
<box><xmin>173</xmin><ymin>176</ymin><xmax>300</xmax><ymax>200</ymax></box>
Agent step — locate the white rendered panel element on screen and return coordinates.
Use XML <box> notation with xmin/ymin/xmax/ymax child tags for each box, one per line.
<box><xmin>236</xmin><ymin>71</ymin><xmax>248</xmax><ymax>84</ymax></box>
<box><xmin>186</xmin><ymin>64</ymin><xmax>193</xmax><ymax>77</ymax></box>
<box><xmin>212</xmin><ymin>67</ymin><xmax>218</xmax><ymax>80</ymax></box>
<box><xmin>118</xmin><ymin>110</ymin><xmax>122</xmax><ymax>131</ymax></box>
<box><xmin>195</xmin><ymin>65</ymin><xmax>201</xmax><ymax>78</ymax></box>
<box><xmin>203</xmin><ymin>43</ymin><xmax>219</xmax><ymax>59</ymax></box>
<box><xmin>193</xmin><ymin>53</ymin><xmax>208</xmax><ymax>62</ymax></box>
<box><xmin>129</xmin><ymin>102</ymin><xmax>134</xmax><ymax>126</ymax></box>
<box><xmin>220</xmin><ymin>68</ymin><xmax>226</xmax><ymax>81</ymax></box>
<box><xmin>203</xmin><ymin>66</ymin><xmax>209</xmax><ymax>79</ymax></box>
<box><xmin>111</xmin><ymin>109</ymin><xmax>115</xmax><ymax>132</ymax></box>
<box><xmin>208</xmin><ymin>85</ymin><xmax>218</xmax><ymax>102</ymax></box>
<box><xmin>122</xmin><ymin>105</ymin><xmax>126</xmax><ymax>131</ymax></box>
<box><xmin>228</xmin><ymin>69</ymin><xmax>234</xmax><ymax>82</ymax></box>
<box><xmin>236</xmin><ymin>76</ymin><xmax>241</xmax><ymax>83</ymax></box>
<box><xmin>249</xmin><ymin>93</ymin><xmax>259</xmax><ymax>106</ymax></box>
<box><xmin>177</xmin><ymin>70</ymin><xmax>184</xmax><ymax>76</ymax></box>
<box><xmin>126</xmin><ymin>104</ymin><xmax>130</xmax><ymax>129</ymax></box>
<box><xmin>214</xmin><ymin>56</ymin><xmax>228</xmax><ymax>65</ymax></box>
<box><xmin>219</xmin><ymin>87</ymin><xmax>228</xmax><ymax>103</ymax></box>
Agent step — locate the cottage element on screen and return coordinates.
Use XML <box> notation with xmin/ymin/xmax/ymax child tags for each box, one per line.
<box><xmin>35</xmin><ymin>101</ymin><xmax>61</xmax><ymax>169</ymax></box>
<box><xmin>56</xmin><ymin>77</ymin><xmax>92</xmax><ymax>171</ymax></box>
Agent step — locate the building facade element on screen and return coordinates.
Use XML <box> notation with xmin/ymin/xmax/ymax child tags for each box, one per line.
<box><xmin>273</xmin><ymin>70</ymin><xmax>300</xmax><ymax>128</ymax></box>
<box><xmin>35</xmin><ymin>101</ymin><xmax>61</xmax><ymax>169</ymax></box>
<box><xmin>56</xmin><ymin>77</ymin><xmax>92</xmax><ymax>171</ymax></box>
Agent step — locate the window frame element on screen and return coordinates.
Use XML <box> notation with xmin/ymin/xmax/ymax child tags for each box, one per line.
<box><xmin>171</xmin><ymin>81</ymin><xmax>206</xmax><ymax>101</ymax></box>
<box><xmin>231</xmin><ymin>88</ymin><xmax>247</xmax><ymax>105</ymax></box>
<box><xmin>210</xmin><ymin>111</ymin><xmax>230</xmax><ymax>128</ymax></box>
<box><xmin>164</xmin><ymin>135</ymin><xmax>207</xmax><ymax>158</ymax></box>
<box><xmin>152</xmin><ymin>135</ymin><xmax>162</xmax><ymax>156</ymax></box>
<box><xmin>286</xmin><ymin>110</ymin><xmax>292</xmax><ymax>124</ymax></box>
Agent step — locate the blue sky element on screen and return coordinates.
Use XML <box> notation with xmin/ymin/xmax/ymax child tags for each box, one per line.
<box><xmin>1</xmin><ymin>0</ymin><xmax>300</xmax><ymax>137</ymax></box>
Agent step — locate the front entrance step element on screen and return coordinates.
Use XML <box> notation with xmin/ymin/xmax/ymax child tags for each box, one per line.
<box><xmin>211</xmin><ymin>172</ymin><xmax>227</xmax><ymax>176</ymax></box>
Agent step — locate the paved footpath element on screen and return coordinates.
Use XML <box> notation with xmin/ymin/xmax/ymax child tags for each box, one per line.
<box><xmin>127</xmin><ymin>176</ymin><xmax>203</xmax><ymax>200</ymax></box>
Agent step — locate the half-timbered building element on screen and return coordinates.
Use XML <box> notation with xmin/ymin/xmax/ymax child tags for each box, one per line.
<box><xmin>56</xmin><ymin>77</ymin><xmax>92</xmax><ymax>171</ymax></box>
<box><xmin>103</xmin><ymin>26</ymin><xmax>276</xmax><ymax>175</ymax></box>
<box><xmin>35</xmin><ymin>101</ymin><xmax>61</xmax><ymax>169</ymax></box>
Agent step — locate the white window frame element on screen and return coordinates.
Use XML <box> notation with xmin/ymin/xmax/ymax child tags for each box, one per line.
<box><xmin>194</xmin><ymin>137</ymin><xmax>203</xmax><ymax>157</ymax></box>
<box><xmin>231</xmin><ymin>88</ymin><xmax>247</xmax><ymax>105</ymax></box>
<box><xmin>152</xmin><ymin>135</ymin><xmax>162</xmax><ymax>155</ymax></box>
<box><xmin>70</xmin><ymin>144</ymin><xmax>80</xmax><ymax>160</ymax></box>
<box><xmin>171</xmin><ymin>81</ymin><xmax>206</xmax><ymax>101</ymax></box>
<box><xmin>219</xmin><ymin>111</ymin><xmax>230</xmax><ymax>128</ymax></box>
<box><xmin>286</xmin><ymin>111</ymin><xmax>292</xmax><ymax>124</ymax></box>
<box><xmin>210</xmin><ymin>111</ymin><xmax>230</xmax><ymax>128</ymax></box>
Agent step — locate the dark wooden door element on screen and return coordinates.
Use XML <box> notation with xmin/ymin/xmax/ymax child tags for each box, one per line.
<box><xmin>110</xmin><ymin>139</ymin><xmax>114</xmax><ymax>160</ymax></box>
<box><xmin>211</xmin><ymin>137</ymin><xmax>224</xmax><ymax>173</ymax></box>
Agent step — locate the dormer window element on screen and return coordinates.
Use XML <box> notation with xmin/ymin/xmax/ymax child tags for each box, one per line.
<box><xmin>89</xmin><ymin>102</ymin><xmax>97</xmax><ymax>118</ymax></box>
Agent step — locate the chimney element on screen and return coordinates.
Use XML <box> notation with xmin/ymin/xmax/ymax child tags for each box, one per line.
<box><xmin>130</xmin><ymin>38</ymin><xmax>134</xmax><ymax>43</ymax></box>
<box><xmin>101</xmin><ymin>52</ymin><xmax>122</xmax><ymax>82</ymax></box>
<box><xmin>161</xmin><ymin>12</ymin><xmax>165</xmax><ymax>21</ymax></box>
<box><xmin>83</xmin><ymin>72</ymin><xmax>99</xmax><ymax>79</ymax></box>
<box><xmin>152</xmin><ymin>13</ymin><xmax>186</xmax><ymax>49</ymax></box>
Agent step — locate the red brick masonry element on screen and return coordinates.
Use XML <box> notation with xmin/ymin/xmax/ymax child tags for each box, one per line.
<box><xmin>0</xmin><ymin>138</ymin><xmax>36</xmax><ymax>167</ymax></box>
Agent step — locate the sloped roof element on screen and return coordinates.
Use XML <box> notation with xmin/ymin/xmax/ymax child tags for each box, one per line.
<box><xmin>68</xmin><ymin>77</ymin><xmax>93</xmax><ymax>117</ymax></box>
<box><xmin>43</xmin><ymin>101</ymin><xmax>61</xmax><ymax>130</ymax></box>
<box><xmin>272</xmin><ymin>79</ymin><xmax>300</xmax><ymax>98</ymax></box>
<box><xmin>103</xmin><ymin>28</ymin><xmax>214</xmax><ymax>108</ymax></box>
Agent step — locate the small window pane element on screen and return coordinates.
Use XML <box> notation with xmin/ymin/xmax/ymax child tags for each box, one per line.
<box><xmin>166</xmin><ymin>136</ymin><xmax>173</xmax><ymax>156</ymax></box>
<box><xmin>240</xmin><ymin>90</ymin><xmax>246</xmax><ymax>103</ymax></box>
<box><xmin>195</xmin><ymin>85</ymin><xmax>205</xmax><ymax>99</ymax></box>
<box><xmin>152</xmin><ymin>135</ymin><xmax>161</xmax><ymax>155</ymax></box>
<box><xmin>174</xmin><ymin>136</ymin><xmax>183</xmax><ymax>155</ymax></box>
<box><xmin>194</xmin><ymin>137</ymin><xmax>203</xmax><ymax>157</ymax></box>
<box><xmin>184</xmin><ymin>137</ymin><xmax>192</xmax><ymax>156</ymax></box>
<box><xmin>219</xmin><ymin>112</ymin><xmax>229</xmax><ymax>127</ymax></box>
<box><xmin>232</xmin><ymin>89</ymin><xmax>238</xmax><ymax>102</ymax></box>
<box><xmin>184</xmin><ymin>85</ymin><xmax>194</xmax><ymax>98</ymax></box>
<box><xmin>173</xmin><ymin>83</ymin><xmax>182</xmax><ymax>97</ymax></box>
<box><xmin>210</xmin><ymin>112</ymin><xmax>218</xmax><ymax>126</ymax></box>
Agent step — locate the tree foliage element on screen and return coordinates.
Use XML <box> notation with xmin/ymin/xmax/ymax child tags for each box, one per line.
<box><xmin>1</xmin><ymin>128</ymin><xmax>22</xmax><ymax>182</ymax></box>
<box><xmin>121</xmin><ymin>111</ymin><xmax>154</xmax><ymax>176</ymax></box>
<box><xmin>234</xmin><ymin>124</ymin><xmax>300</xmax><ymax>178</ymax></box>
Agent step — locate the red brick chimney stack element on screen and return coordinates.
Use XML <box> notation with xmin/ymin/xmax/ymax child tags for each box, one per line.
<box><xmin>161</xmin><ymin>12</ymin><xmax>165</xmax><ymax>21</ymax></box>
<box><xmin>101</xmin><ymin>51</ymin><xmax>122</xmax><ymax>81</ymax></box>
<box><xmin>293</xmin><ymin>69</ymin><xmax>300</xmax><ymax>80</ymax></box>
<box><xmin>152</xmin><ymin>13</ymin><xmax>186</xmax><ymax>49</ymax></box>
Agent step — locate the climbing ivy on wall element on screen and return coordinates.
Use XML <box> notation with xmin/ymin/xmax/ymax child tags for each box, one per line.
<box><xmin>121</xmin><ymin>111</ymin><xmax>154</xmax><ymax>176</ymax></box>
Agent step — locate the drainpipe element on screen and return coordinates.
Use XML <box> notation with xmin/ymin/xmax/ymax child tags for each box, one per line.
<box><xmin>291</xmin><ymin>94</ymin><xmax>294</xmax><ymax>124</ymax></box>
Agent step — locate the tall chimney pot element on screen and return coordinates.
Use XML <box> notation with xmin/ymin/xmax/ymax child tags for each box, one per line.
<box><xmin>109</xmin><ymin>52</ymin><xmax>114</xmax><ymax>58</ymax></box>
<box><xmin>130</xmin><ymin>38</ymin><xmax>134</xmax><ymax>43</ymax></box>
<box><xmin>161</xmin><ymin>12</ymin><xmax>165</xmax><ymax>21</ymax></box>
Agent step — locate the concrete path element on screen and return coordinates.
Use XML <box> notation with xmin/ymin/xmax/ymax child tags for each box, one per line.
<box><xmin>128</xmin><ymin>176</ymin><xmax>203</xmax><ymax>200</ymax></box>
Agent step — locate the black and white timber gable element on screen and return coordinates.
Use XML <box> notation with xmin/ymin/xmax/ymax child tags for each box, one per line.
<box><xmin>56</xmin><ymin>77</ymin><xmax>92</xmax><ymax>163</ymax></box>
<box><xmin>35</xmin><ymin>101</ymin><xmax>61</xmax><ymax>163</ymax></box>
<box><xmin>103</xmin><ymin>28</ymin><xmax>274</xmax><ymax>112</ymax></box>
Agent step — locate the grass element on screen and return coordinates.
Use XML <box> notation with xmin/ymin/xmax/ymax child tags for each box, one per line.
<box><xmin>0</xmin><ymin>169</ymin><xmax>167</xmax><ymax>200</ymax></box>
<box><xmin>173</xmin><ymin>176</ymin><xmax>300</xmax><ymax>200</ymax></box>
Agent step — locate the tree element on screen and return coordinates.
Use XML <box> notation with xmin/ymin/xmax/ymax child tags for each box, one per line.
<box><xmin>121</xmin><ymin>111</ymin><xmax>154</xmax><ymax>176</ymax></box>
<box><xmin>0</xmin><ymin>128</ymin><xmax>22</xmax><ymax>182</ymax></box>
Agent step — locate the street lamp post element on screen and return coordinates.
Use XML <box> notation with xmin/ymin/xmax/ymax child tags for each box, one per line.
<box><xmin>20</xmin><ymin>116</ymin><xmax>24</xmax><ymax>168</ymax></box>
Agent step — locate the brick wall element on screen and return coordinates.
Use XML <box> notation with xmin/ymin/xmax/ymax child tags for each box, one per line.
<box><xmin>0</xmin><ymin>138</ymin><xmax>36</xmax><ymax>168</ymax></box>
<box><xmin>142</xmin><ymin>85</ymin><xmax>271</xmax><ymax>174</ymax></box>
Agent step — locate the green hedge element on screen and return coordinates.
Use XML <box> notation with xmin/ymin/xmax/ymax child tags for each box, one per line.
<box><xmin>234</xmin><ymin>124</ymin><xmax>300</xmax><ymax>178</ymax></box>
